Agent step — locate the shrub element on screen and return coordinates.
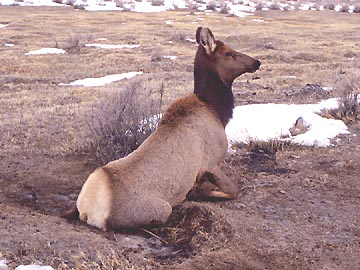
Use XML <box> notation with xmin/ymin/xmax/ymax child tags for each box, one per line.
<box><xmin>353</xmin><ymin>4</ymin><xmax>360</xmax><ymax>13</ymax></box>
<box><xmin>63</xmin><ymin>33</ymin><xmax>90</xmax><ymax>54</ymax></box>
<box><xmin>283</xmin><ymin>5</ymin><xmax>291</xmax><ymax>11</ymax></box>
<box><xmin>314</xmin><ymin>4</ymin><xmax>321</xmax><ymax>11</ymax></box>
<box><xmin>325</xmin><ymin>3</ymin><xmax>336</xmax><ymax>10</ymax></box>
<box><xmin>255</xmin><ymin>1</ymin><xmax>265</xmax><ymax>11</ymax></box>
<box><xmin>206</xmin><ymin>0</ymin><xmax>217</xmax><ymax>11</ymax></box>
<box><xmin>170</xmin><ymin>31</ymin><xmax>188</xmax><ymax>43</ymax></box>
<box><xmin>335</xmin><ymin>77</ymin><xmax>359</xmax><ymax>122</ymax></box>
<box><xmin>65</xmin><ymin>0</ymin><xmax>75</xmax><ymax>6</ymax></box>
<box><xmin>340</xmin><ymin>4</ymin><xmax>349</xmax><ymax>12</ymax></box>
<box><xmin>73</xmin><ymin>4</ymin><xmax>85</xmax><ymax>10</ymax></box>
<box><xmin>219</xmin><ymin>2</ymin><xmax>231</xmax><ymax>14</ymax></box>
<box><xmin>150</xmin><ymin>0</ymin><xmax>164</xmax><ymax>6</ymax></box>
<box><xmin>83</xmin><ymin>78</ymin><xmax>164</xmax><ymax>165</ymax></box>
<box><xmin>115</xmin><ymin>0</ymin><xmax>132</xmax><ymax>11</ymax></box>
<box><xmin>269</xmin><ymin>2</ymin><xmax>280</xmax><ymax>10</ymax></box>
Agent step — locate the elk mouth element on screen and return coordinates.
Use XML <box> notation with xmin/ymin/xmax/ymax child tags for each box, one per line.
<box><xmin>249</xmin><ymin>60</ymin><xmax>261</xmax><ymax>73</ymax></box>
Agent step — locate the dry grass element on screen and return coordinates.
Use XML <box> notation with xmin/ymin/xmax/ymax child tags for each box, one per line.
<box><xmin>153</xmin><ymin>204</ymin><xmax>232</xmax><ymax>260</ymax></box>
<box><xmin>333</xmin><ymin>75</ymin><xmax>360</xmax><ymax>122</ymax></box>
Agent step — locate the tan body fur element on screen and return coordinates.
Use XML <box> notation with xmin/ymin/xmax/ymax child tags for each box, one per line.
<box><xmin>73</xmin><ymin>27</ymin><xmax>261</xmax><ymax>230</ymax></box>
<box><xmin>78</xmin><ymin>95</ymin><xmax>228</xmax><ymax>229</ymax></box>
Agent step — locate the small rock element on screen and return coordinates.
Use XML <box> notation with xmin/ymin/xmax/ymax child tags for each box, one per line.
<box><xmin>289</xmin><ymin>117</ymin><xmax>310</xmax><ymax>136</ymax></box>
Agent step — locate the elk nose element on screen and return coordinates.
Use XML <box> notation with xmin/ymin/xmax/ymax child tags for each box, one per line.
<box><xmin>255</xmin><ymin>60</ymin><xmax>261</xmax><ymax>70</ymax></box>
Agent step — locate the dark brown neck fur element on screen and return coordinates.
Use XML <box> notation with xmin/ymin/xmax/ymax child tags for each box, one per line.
<box><xmin>193</xmin><ymin>46</ymin><xmax>234</xmax><ymax>127</ymax></box>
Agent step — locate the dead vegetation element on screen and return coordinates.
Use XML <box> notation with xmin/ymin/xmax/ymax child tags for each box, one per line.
<box><xmin>76</xmin><ymin>77</ymin><xmax>163</xmax><ymax>166</ymax></box>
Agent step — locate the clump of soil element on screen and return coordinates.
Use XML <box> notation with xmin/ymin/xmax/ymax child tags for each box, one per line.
<box><xmin>153</xmin><ymin>204</ymin><xmax>232</xmax><ymax>262</ymax></box>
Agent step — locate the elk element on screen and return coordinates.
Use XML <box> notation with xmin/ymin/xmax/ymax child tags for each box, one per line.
<box><xmin>65</xmin><ymin>27</ymin><xmax>260</xmax><ymax>230</ymax></box>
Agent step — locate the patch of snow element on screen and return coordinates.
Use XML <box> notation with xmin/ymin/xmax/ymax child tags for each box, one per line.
<box><xmin>25</xmin><ymin>48</ymin><xmax>66</xmax><ymax>55</ymax></box>
<box><xmin>0</xmin><ymin>23</ymin><xmax>8</xmax><ymax>29</ymax></box>
<box><xmin>5</xmin><ymin>43</ymin><xmax>14</xmax><ymax>47</ymax></box>
<box><xmin>321</xmin><ymin>86</ymin><xmax>334</xmax><ymax>92</ymax></box>
<box><xmin>228</xmin><ymin>3</ymin><xmax>255</xmax><ymax>17</ymax></box>
<box><xmin>15</xmin><ymin>265</ymin><xmax>54</xmax><ymax>270</ymax></box>
<box><xmin>164</xmin><ymin>20</ymin><xmax>173</xmax><ymax>25</ymax></box>
<box><xmin>84</xmin><ymin>1</ymin><xmax>121</xmax><ymax>11</ymax></box>
<box><xmin>164</xmin><ymin>0</ymin><xmax>187</xmax><ymax>10</ymax></box>
<box><xmin>186</xmin><ymin>38</ymin><xmax>196</xmax><ymax>43</ymax></box>
<box><xmin>225</xmin><ymin>98</ymin><xmax>349</xmax><ymax>148</ymax></box>
<box><xmin>131</xmin><ymin>0</ymin><xmax>166</xmax><ymax>12</ymax></box>
<box><xmin>0</xmin><ymin>260</ymin><xmax>9</xmax><ymax>270</ymax></box>
<box><xmin>85</xmin><ymin>43</ymin><xmax>140</xmax><ymax>49</ymax></box>
<box><xmin>60</xmin><ymin>71</ymin><xmax>143</xmax><ymax>87</ymax></box>
<box><xmin>299</xmin><ymin>3</ymin><xmax>311</xmax><ymax>10</ymax></box>
<box><xmin>96</xmin><ymin>38</ymin><xmax>108</xmax><ymax>41</ymax></box>
<box><xmin>252</xmin><ymin>19</ymin><xmax>265</xmax><ymax>23</ymax></box>
<box><xmin>162</xmin><ymin>55</ymin><xmax>177</xmax><ymax>60</ymax></box>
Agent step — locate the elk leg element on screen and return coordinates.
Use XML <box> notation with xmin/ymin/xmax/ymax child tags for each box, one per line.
<box><xmin>205</xmin><ymin>166</ymin><xmax>239</xmax><ymax>197</ymax></box>
<box><xmin>111</xmin><ymin>196</ymin><xmax>172</xmax><ymax>228</ymax></box>
<box><xmin>188</xmin><ymin>167</ymin><xmax>238</xmax><ymax>200</ymax></box>
<box><xmin>187</xmin><ymin>187</ymin><xmax>236</xmax><ymax>201</ymax></box>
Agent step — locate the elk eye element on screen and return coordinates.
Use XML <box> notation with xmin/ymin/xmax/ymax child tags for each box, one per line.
<box><xmin>225</xmin><ymin>52</ymin><xmax>233</xmax><ymax>57</ymax></box>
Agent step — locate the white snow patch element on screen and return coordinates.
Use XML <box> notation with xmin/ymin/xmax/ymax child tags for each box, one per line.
<box><xmin>226</xmin><ymin>98</ymin><xmax>349</xmax><ymax>148</ymax></box>
<box><xmin>0</xmin><ymin>23</ymin><xmax>8</xmax><ymax>29</ymax></box>
<box><xmin>186</xmin><ymin>38</ymin><xmax>196</xmax><ymax>43</ymax></box>
<box><xmin>85</xmin><ymin>43</ymin><xmax>140</xmax><ymax>49</ymax></box>
<box><xmin>282</xmin><ymin>75</ymin><xmax>297</xmax><ymax>79</ymax></box>
<box><xmin>0</xmin><ymin>260</ymin><xmax>9</xmax><ymax>270</ymax></box>
<box><xmin>60</xmin><ymin>71</ymin><xmax>143</xmax><ymax>87</ymax></box>
<box><xmin>84</xmin><ymin>1</ymin><xmax>121</xmax><ymax>11</ymax></box>
<box><xmin>25</xmin><ymin>48</ymin><xmax>66</xmax><ymax>55</ymax></box>
<box><xmin>228</xmin><ymin>3</ymin><xmax>255</xmax><ymax>17</ymax></box>
<box><xmin>162</xmin><ymin>55</ymin><xmax>177</xmax><ymax>60</ymax></box>
<box><xmin>132</xmin><ymin>0</ymin><xmax>166</xmax><ymax>12</ymax></box>
<box><xmin>15</xmin><ymin>265</ymin><xmax>54</xmax><ymax>270</ymax></box>
<box><xmin>5</xmin><ymin>43</ymin><xmax>14</xmax><ymax>47</ymax></box>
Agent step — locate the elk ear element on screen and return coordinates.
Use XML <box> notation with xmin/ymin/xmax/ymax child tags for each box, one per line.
<box><xmin>196</xmin><ymin>27</ymin><xmax>217</xmax><ymax>55</ymax></box>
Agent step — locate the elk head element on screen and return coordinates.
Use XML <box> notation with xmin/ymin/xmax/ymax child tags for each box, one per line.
<box><xmin>195</xmin><ymin>27</ymin><xmax>261</xmax><ymax>88</ymax></box>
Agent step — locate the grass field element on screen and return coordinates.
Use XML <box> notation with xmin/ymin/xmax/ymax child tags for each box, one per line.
<box><xmin>0</xmin><ymin>6</ymin><xmax>359</xmax><ymax>270</ymax></box>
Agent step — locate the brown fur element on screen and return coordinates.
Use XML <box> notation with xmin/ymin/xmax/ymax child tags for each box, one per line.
<box><xmin>67</xmin><ymin>27</ymin><xmax>260</xmax><ymax>230</ymax></box>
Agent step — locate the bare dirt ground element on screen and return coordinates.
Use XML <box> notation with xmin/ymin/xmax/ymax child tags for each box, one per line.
<box><xmin>0</xmin><ymin>7</ymin><xmax>359</xmax><ymax>270</ymax></box>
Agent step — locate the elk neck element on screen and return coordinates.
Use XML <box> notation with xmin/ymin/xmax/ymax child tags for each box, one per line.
<box><xmin>193</xmin><ymin>52</ymin><xmax>234</xmax><ymax>127</ymax></box>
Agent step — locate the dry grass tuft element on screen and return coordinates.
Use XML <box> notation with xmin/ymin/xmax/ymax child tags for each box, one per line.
<box><xmin>57</xmin><ymin>250</ymin><xmax>149</xmax><ymax>270</ymax></box>
<box><xmin>354</xmin><ymin>4</ymin><xmax>360</xmax><ymax>13</ymax></box>
<box><xmin>77</xmin><ymin>78</ymin><xmax>163</xmax><ymax>166</ymax></box>
<box><xmin>170</xmin><ymin>31</ymin><xmax>188</xmax><ymax>43</ymax></box>
<box><xmin>268</xmin><ymin>2</ymin><xmax>281</xmax><ymax>10</ymax></box>
<box><xmin>333</xmin><ymin>76</ymin><xmax>359</xmax><ymax>122</ymax></box>
<box><xmin>153</xmin><ymin>204</ymin><xmax>232</xmax><ymax>260</ymax></box>
<box><xmin>62</xmin><ymin>34</ymin><xmax>91</xmax><ymax>54</ymax></box>
<box><xmin>233</xmin><ymin>139</ymin><xmax>303</xmax><ymax>154</ymax></box>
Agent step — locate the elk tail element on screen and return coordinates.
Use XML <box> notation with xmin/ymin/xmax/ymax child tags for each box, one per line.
<box><xmin>61</xmin><ymin>204</ymin><xmax>79</xmax><ymax>220</ymax></box>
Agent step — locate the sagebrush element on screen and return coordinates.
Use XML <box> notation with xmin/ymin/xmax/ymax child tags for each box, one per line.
<box><xmin>83</xmin><ymin>78</ymin><xmax>163</xmax><ymax>165</ymax></box>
